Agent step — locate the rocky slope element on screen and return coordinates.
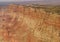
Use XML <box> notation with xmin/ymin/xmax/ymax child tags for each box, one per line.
<box><xmin>0</xmin><ymin>4</ymin><xmax>60</xmax><ymax>42</ymax></box>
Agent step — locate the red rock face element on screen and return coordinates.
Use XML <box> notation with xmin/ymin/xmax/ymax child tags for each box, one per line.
<box><xmin>0</xmin><ymin>4</ymin><xmax>60</xmax><ymax>42</ymax></box>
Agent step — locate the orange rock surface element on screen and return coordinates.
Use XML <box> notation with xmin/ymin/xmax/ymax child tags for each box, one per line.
<box><xmin>0</xmin><ymin>4</ymin><xmax>60</xmax><ymax>42</ymax></box>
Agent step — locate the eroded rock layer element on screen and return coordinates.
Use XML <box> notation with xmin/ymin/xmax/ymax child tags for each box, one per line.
<box><xmin>0</xmin><ymin>4</ymin><xmax>60</xmax><ymax>42</ymax></box>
